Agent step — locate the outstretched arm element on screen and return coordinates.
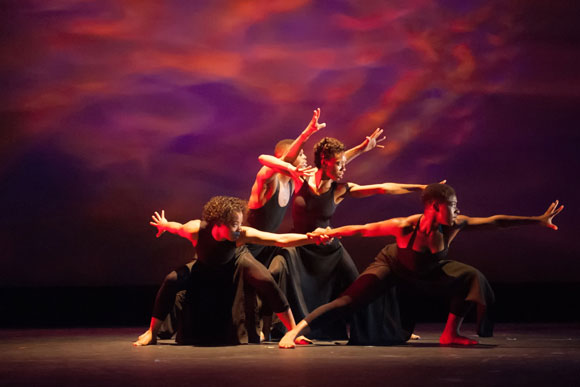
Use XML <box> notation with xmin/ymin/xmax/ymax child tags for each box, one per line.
<box><xmin>239</xmin><ymin>226</ymin><xmax>330</xmax><ymax>247</ymax></box>
<box><xmin>347</xmin><ymin>180</ymin><xmax>446</xmax><ymax>199</ymax></box>
<box><xmin>457</xmin><ymin>201</ymin><xmax>564</xmax><ymax>231</ymax></box>
<box><xmin>311</xmin><ymin>217</ymin><xmax>406</xmax><ymax>239</ymax></box>
<box><xmin>344</xmin><ymin>128</ymin><xmax>386</xmax><ymax>164</ymax></box>
<box><xmin>150</xmin><ymin>210</ymin><xmax>200</xmax><ymax>243</ymax></box>
<box><xmin>281</xmin><ymin>108</ymin><xmax>326</xmax><ymax>163</ymax></box>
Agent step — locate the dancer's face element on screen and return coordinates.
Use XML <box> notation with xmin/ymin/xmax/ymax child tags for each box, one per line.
<box><xmin>216</xmin><ymin>211</ymin><xmax>243</xmax><ymax>241</ymax></box>
<box><xmin>321</xmin><ymin>152</ymin><xmax>346</xmax><ymax>181</ymax></box>
<box><xmin>437</xmin><ymin>195</ymin><xmax>460</xmax><ymax>226</ymax></box>
<box><xmin>293</xmin><ymin>148</ymin><xmax>307</xmax><ymax>169</ymax></box>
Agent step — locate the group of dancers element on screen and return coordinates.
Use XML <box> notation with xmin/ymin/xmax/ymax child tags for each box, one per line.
<box><xmin>134</xmin><ymin>109</ymin><xmax>563</xmax><ymax>348</ymax></box>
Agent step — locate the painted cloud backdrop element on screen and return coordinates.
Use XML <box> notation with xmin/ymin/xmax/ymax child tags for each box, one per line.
<box><xmin>1</xmin><ymin>0</ymin><xmax>578</xmax><ymax>285</ymax></box>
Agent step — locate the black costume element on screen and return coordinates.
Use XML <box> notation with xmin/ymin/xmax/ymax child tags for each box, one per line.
<box><xmin>246</xmin><ymin>180</ymin><xmax>293</xmax><ymax>266</ymax></box>
<box><xmin>303</xmin><ymin>217</ymin><xmax>495</xmax><ymax>341</ymax></box>
<box><xmin>153</xmin><ymin>221</ymin><xmax>289</xmax><ymax>345</ymax></box>
<box><xmin>281</xmin><ymin>181</ymin><xmax>360</xmax><ymax>339</ymax></box>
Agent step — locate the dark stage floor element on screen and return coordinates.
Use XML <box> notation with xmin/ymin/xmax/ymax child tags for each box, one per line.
<box><xmin>1</xmin><ymin>324</ymin><xmax>580</xmax><ymax>387</ymax></box>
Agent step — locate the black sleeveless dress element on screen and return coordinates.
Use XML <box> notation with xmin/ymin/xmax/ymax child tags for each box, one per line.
<box><xmin>283</xmin><ymin>181</ymin><xmax>359</xmax><ymax>339</ymax></box>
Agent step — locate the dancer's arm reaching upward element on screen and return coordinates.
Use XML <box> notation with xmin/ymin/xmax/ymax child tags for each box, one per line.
<box><xmin>249</xmin><ymin>108</ymin><xmax>324</xmax><ymax>208</ymax></box>
<box><xmin>280</xmin><ymin>108</ymin><xmax>326</xmax><ymax>163</ymax></box>
<box><xmin>344</xmin><ymin>128</ymin><xmax>386</xmax><ymax>164</ymax></box>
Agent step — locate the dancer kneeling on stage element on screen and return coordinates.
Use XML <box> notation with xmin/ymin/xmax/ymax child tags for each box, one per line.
<box><xmin>279</xmin><ymin>183</ymin><xmax>563</xmax><ymax>348</ymax></box>
<box><xmin>133</xmin><ymin>196</ymin><xmax>329</xmax><ymax>347</ymax></box>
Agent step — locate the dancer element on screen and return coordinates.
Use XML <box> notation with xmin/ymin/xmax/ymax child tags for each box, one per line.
<box><xmin>279</xmin><ymin>184</ymin><xmax>564</xmax><ymax>348</ymax></box>
<box><xmin>245</xmin><ymin>108</ymin><xmax>324</xmax><ymax>267</ymax></box>
<box><xmin>247</xmin><ymin>109</ymin><xmax>384</xmax><ymax>265</ymax></box>
<box><xmin>248</xmin><ymin>113</ymin><xmax>387</xmax><ymax>339</ymax></box>
<box><xmin>260</xmin><ymin>136</ymin><xmax>434</xmax><ymax>340</ymax></box>
<box><xmin>133</xmin><ymin>196</ymin><xmax>329</xmax><ymax>347</ymax></box>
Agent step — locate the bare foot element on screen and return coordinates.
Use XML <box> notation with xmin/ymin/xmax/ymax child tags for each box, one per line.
<box><xmin>439</xmin><ymin>333</ymin><xmax>478</xmax><ymax>345</ymax></box>
<box><xmin>409</xmin><ymin>333</ymin><xmax>421</xmax><ymax>340</ymax></box>
<box><xmin>295</xmin><ymin>335</ymin><xmax>313</xmax><ymax>345</ymax></box>
<box><xmin>133</xmin><ymin>330</ymin><xmax>157</xmax><ymax>346</ymax></box>
<box><xmin>278</xmin><ymin>332</ymin><xmax>296</xmax><ymax>349</ymax></box>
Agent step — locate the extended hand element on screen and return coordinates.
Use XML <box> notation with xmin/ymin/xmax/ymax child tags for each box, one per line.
<box><xmin>420</xmin><ymin>179</ymin><xmax>447</xmax><ymax>190</ymax></box>
<box><xmin>361</xmin><ymin>128</ymin><xmax>386</xmax><ymax>152</ymax></box>
<box><xmin>540</xmin><ymin>200</ymin><xmax>564</xmax><ymax>230</ymax></box>
<box><xmin>307</xmin><ymin>229</ymin><xmax>333</xmax><ymax>245</ymax></box>
<box><xmin>306</xmin><ymin>108</ymin><xmax>326</xmax><ymax>135</ymax></box>
<box><xmin>150</xmin><ymin>210</ymin><xmax>168</xmax><ymax>237</ymax></box>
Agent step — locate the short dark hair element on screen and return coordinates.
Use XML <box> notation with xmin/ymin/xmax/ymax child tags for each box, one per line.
<box><xmin>313</xmin><ymin>137</ymin><xmax>345</xmax><ymax>168</ymax></box>
<box><xmin>202</xmin><ymin>196</ymin><xmax>247</xmax><ymax>225</ymax></box>
<box><xmin>274</xmin><ymin>139</ymin><xmax>295</xmax><ymax>158</ymax></box>
<box><xmin>421</xmin><ymin>184</ymin><xmax>456</xmax><ymax>206</ymax></box>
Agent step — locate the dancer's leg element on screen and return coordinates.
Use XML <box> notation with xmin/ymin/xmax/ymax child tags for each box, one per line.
<box><xmin>279</xmin><ymin>272</ymin><xmax>389</xmax><ymax>348</ymax></box>
<box><xmin>133</xmin><ymin>264</ymin><xmax>192</xmax><ymax>346</ymax></box>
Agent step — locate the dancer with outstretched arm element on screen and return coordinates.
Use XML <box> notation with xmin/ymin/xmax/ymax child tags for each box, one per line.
<box><xmin>278</xmin><ymin>183</ymin><xmax>563</xmax><ymax>348</ymax></box>
<box><xmin>133</xmin><ymin>196</ymin><xmax>328</xmax><ymax>347</ymax></box>
<box><xmin>260</xmin><ymin>135</ymin><xmax>435</xmax><ymax>341</ymax></box>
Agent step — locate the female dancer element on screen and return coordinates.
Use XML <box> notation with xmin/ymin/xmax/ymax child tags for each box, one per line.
<box><xmin>278</xmin><ymin>183</ymin><xmax>563</xmax><ymax>348</ymax></box>
<box><xmin>260</xmin><ymin>135</ymin><xmax>434</xmax><ymax>340</ymax></box>
<box><xmin>133</xmin><ymin>196</ymin><xmax>328</xmax><ymax>347</ymax></box>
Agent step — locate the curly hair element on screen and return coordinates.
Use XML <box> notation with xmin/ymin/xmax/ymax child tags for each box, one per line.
<box><xmin>201</xmin><ymin>196</ymin><xmax>248</xmax><ymax>225</ymax></box>
<box><xmin>421</xmin><ymin>184</ymin><xmax>456</xmax><ymax>206</ymax></box>
<box><xmin>313</xmin><ymin>137</ymin><xmax>345</xmax><ymax>168</ymax></box>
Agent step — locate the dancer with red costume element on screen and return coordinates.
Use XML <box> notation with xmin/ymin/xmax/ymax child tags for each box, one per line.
<box><xmin>278</xmin><ymin>184</ymin><xmax>564</xmax><ymax>348</ymax></box>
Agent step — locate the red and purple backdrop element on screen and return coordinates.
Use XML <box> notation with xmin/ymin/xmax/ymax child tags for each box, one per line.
<box><xmin>1</xmin><ymin>0</ymin><xmax>578</xmax><ymax>288</ymax></box>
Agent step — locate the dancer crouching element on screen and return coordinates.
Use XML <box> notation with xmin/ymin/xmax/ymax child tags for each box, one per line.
<box><xmin>134</xmin><ymin>196</ymin><xmax>329</xmax><ymax>347</ymax></box>
<box><xmin>279</xmin><ymin>184</ymin><xmax>563</xmax><ymax>348</ymax></box>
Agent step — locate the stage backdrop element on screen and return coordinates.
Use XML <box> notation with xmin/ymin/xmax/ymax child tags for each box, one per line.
<box><xmin>1</xmin><ymin>0</ymin><xmax>579</xmax><ymax>287</ymax></box>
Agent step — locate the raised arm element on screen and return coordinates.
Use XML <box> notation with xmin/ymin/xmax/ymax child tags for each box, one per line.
<box><xmin>150</xmin><ymin>210</ymin><xmax>200</xmax><ymax>244</ymax></box>
<box><xmin>281</xmin><ymin>108</ymin><xmax>326</xmax><ymax>163</ymax></box>
<box><xmin>457</xmin><ymin>201</ymin><xmax>564</xmax><ymax>231</ymax></box>
<box><xmin>238</xmin><ymin>226</ymin><xmax>330</xmax><ymax>247</ymax></box>
<box><xmin>344</xmin><ymin>128</ymin><xmax>386</xmax><ymax>164</ymax></box>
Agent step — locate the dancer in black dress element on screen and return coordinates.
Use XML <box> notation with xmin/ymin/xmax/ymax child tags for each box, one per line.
<box><xmin>261</xmin><ymin>136</ymin><xmax>434</xmax><ymax>340</ymax></box>
<box><xmin>278</xmin><ymin>184</ymin><xmax>564</xmax><ymax>347</ymax></box>
<box><xmin>133</xmin><ymin>196</ymin><xmax>328</xmax><ymax>347</ymax></box>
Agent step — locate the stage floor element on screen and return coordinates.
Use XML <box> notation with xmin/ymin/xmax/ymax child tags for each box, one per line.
<box><xmin>1</xmin><ymin>323</ymin><xmax>579</xmax><ymax>387</ymax></box>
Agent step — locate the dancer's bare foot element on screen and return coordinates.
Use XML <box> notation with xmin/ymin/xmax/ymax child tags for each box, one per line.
<box><xmin>409</xmin><ymin>333</ymin><xmax>421</xmax><ymax>340</ymax></box>
<box><xmin>133</xmin><ymin>330</ymin><xmax>157</xmax><ymax>346</ymax></box>
<box><xmin>295</xmin><ymin>335</ymin><xmax>313</xmax><ymax>345</ymax></box>
<box><xmin>279</xmin><ymin>331</ymin><xmax>297</xmax><ymax>349</ymax></box>
<box><xmin>439</xmin><ymin>332</ymin><xmax>478</xmax><ymax>345</ymax></box>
